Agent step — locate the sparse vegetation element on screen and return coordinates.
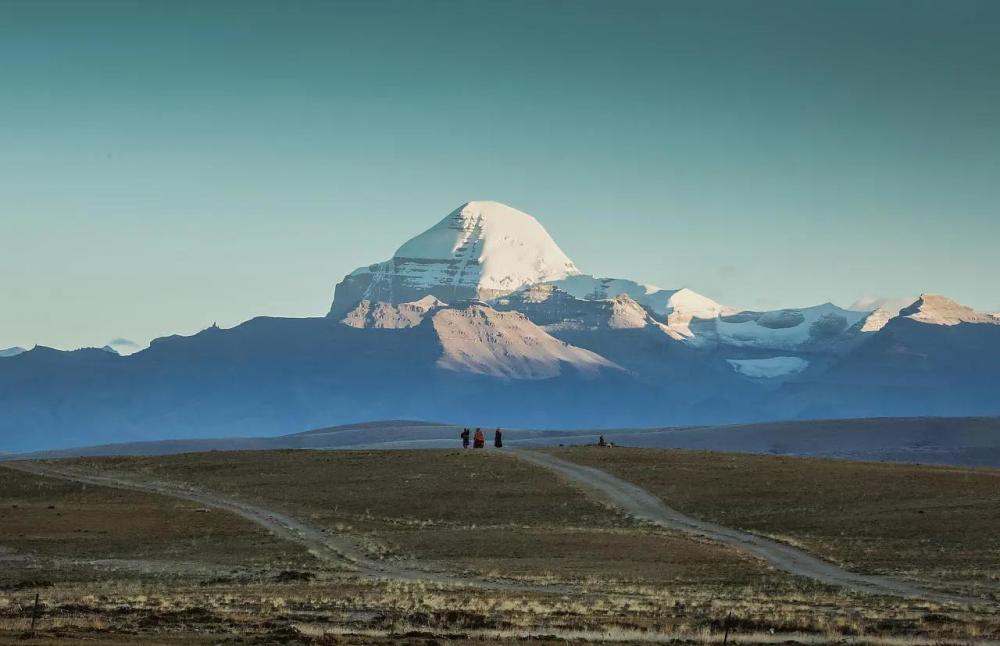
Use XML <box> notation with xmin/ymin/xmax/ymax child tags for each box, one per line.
<box><xmin>556</xmin><ymin>447</ymin><xmax>1000</xmax><ymax>598</ymax></box>
<box><xmin>2</xmin><ymin>575</ymin><xmax>998</xmax><ymax>644</ymax></box>
<box><xmin>0</xmin><ymin>466</ymin><xmax>314</xmax><ymax>589</ymax></box>
<box><xmin>67</xmin><ymin>449</ymin><xmax>622</xmax><ymax>528</ymax></box>
<box><xmin>62</xmin><ymin>449</ymin><xmax>790</xmax><ymax>588</ymax></box>
<box><xmin>1</xmin><ymin>448</ymin><xmax>998</xmax><ymax>643</ymax></box>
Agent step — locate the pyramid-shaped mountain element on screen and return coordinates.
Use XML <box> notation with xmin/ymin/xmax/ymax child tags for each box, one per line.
<box><xmin>2</xmin><ymin>202</ymin><xmax>999</xmax><ymax>453</ymax></box>
<box><xmin>329</xmin><ymin>201</ymin><xmax>580</xmax><ymax>317</ymax></box>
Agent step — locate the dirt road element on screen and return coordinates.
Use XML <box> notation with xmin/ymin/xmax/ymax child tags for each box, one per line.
<box><xmin>5</xmin><ymin>455</ymin><xmax>983</xmax><ymax>604</ymax></box>
<box><xmin>511</xmin><ymin>449</ymin><xmax>983</xmax><ymax>605</ymax></box>
<box><xmin>2</xmin><ymin>460</ymin><xmax>552</xmax><ymax>592</ymax></box>
<box><xmin>4</xmin><ymin>460</ymin><xmax>387</xmax><ymax>574</ymax></box>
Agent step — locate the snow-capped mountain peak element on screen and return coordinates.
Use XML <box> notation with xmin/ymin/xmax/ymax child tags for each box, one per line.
<box><xmin>395</xmin><ymin>201</ymin><xmax>579</xmax><ymax>284</ymax></box>
<box><xmin>329</xmin><ymin>201</ymin><xmax>579</xmax><ymax>317</ymax></box>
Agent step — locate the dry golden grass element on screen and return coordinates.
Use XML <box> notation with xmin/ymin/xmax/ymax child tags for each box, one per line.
<box><xmin>0</xmin><ymin>466</ymin><xmax>314</xmax><ymax>588</ymax></box>
<box><xmin>555</xmin><ymin>446</ymin><xmax>1000</xmax><ymax>596</ymax></box>
<box><xmin>68</xmin><ymin>449</ymin><xmax>623</xmax><ymax>528</ymax></box>
<box><xmin>387</xmin><ymin>525</ymin><xmax>774</xmax><ymax>586</ymax></box>
<box><xmin>62</xmin><ymin>449</ymin><xmax>794</xmax><ymax>589</ymax></box>
<box><xmin>4</xmin><ymin>448</ymin><xmax>999</xmax><ymax>643</ymax></box>
<box><xmin>2</xmin><ymin>575</ymin><xmax>997</xmax><ymax>644</ymax></box>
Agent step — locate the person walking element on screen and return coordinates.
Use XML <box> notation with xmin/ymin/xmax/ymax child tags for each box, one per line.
<box><xmin>493</xmin><ymin>427</ymin><xmax>503</xmax><ymax>448</ymax></box>
<box><xmin>473</xmin><ymin>428</ymin><xmax>485</xmax><ymax>449</ymax></box>
<box><xmin>461</xmin><ymin>428</ymin><xmax>471</xmax><ymax>449</ymax></box>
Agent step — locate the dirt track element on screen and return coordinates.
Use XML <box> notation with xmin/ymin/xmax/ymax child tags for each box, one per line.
<box><xmin>510</xmin><ymin>449</ymin><xmax>984</xmax><ymax>605</ymax></box>
<box><xmin>1</xmin><ymin>460</ymin><xmax>558</xmax><ymax>592</ymax></box>
<box><xmin>4</xmin><ymin>455</ymin><xmax>985</xmax><ymax>605</ymax></box>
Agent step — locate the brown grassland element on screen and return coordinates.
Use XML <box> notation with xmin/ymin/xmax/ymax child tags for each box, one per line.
<box><xmin>61</xmin><ymin>450</ymin><xmax>784</xmax><ymax>587</ymax></box>
<box><xmin>555</xmin><ymin>447</ymin><xmax>1000</xmax><ymax>598</ymax></box>
<box><xmin>0</xmin><ymin>466</ymin><xmax>313</xmax><ymax>585</ymax></box>
<box><xmin>1</xmin><ymin>448</ymin><xmax>998</xmax><ymax>644</ymax></box>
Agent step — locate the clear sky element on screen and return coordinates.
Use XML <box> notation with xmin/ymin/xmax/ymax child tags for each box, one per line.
<box><xmin>2</xmin><ymin>0</ymin><xmax>998</xmax><ymax>351</ymax></box>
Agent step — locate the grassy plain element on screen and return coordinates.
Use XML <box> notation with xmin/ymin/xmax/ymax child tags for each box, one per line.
<box><xmin>0</xmin><ymin>466</ymin><xmax>312</xmax><ymax>589</ymax></box>
<box><xmin>62</xmin><ymin>450</ymin><xmax>781</xmax><ymax>588</ymax></box>
<box><xmin>556</xmin><ymin>447</ymin><xmax>1000</xmax><ymax>597</ymax></box>
<box><xmin>1</xmin><ymin>448</ymin><xmax>998</xmax><ymax>643</ymax></box>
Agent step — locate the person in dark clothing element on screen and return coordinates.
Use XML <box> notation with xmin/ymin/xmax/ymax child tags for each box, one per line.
<box><xmin>598</xmin><ymin>435</ymin><xmax>608</xmax><ymax>447</ymax></box>
<box><xmin>461</xmin><ymin>428</ymin><xmax>471</xmax><ymax>449</ymax></box>
<box><xmin>494</xmin><ymin>428</ymin><xmax>503</xmax><ymax>448</ymax></box>
<box><xmin>473</xmin><ymin>428</ymin><xmax>485</xmax><ymax>448</ymax></box>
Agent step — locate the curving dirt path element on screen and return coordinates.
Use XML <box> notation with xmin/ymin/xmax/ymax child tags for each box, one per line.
<box><xmin>6</xmin><ymin>456</ymin><xmax>984</xmax><ymax>605</ymax></box>
<box><xmin>1</xmin><ymin>460</ymin><xmax>557</xmax><ymax>592</ymax></box>
<box><xmin>511</xmin><ymin>449</ymin><xmax>983</xmax><ymax>605</ymax></box>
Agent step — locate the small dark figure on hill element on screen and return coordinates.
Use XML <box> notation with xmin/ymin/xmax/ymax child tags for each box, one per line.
<box><xmin>460</xmin><ymin>428</ymin><xmax>470</xmax><ymax>449</ymax></box>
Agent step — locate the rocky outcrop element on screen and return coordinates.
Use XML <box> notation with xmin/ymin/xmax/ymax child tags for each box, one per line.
<box><xmin>340</xmin><ymin>296</ymin><xmax>445</xmax><ymax>329</ymax></box>
<box><xmin>431</xmin><ymin>303</ymin><xmax>620</xmax><ymax>379</ymax></box>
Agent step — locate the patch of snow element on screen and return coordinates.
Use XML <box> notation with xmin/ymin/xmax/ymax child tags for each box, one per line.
<box><xmin>550</xmin><ymin>275</ymin><xmax>727</xmax><ymax>319</ymax></box>
<box><xmin>727</xmin><ymin>356</ymin><xmax>810</xmax><ymax>379</ymax></box>
<box><xmin>716</xmin><ymin>303</ymin><xmax>868</xmax><ymax>351</ymax></box>
<box><xmin>663</xmin><ymin>288</ymin><xmax>737</xmax><ymax>339</ymax></box>
<box><xmin>410</xmin><ymin>294</ymin><xmax>446</xmax><ymax>309</ymax></box>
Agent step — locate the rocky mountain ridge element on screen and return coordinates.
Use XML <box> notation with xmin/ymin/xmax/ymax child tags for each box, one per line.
<box><xmin>2</xmin><ymin>200</ymin><xmax>997</xmax><ymax>452</ymax></box>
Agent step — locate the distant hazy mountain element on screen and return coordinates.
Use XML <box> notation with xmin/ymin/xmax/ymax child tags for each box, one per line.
<box><xmin>0</xmin><ymin>308</ymin><xmax>659</xmax><ymax>453</ymax></box>
<box><xmin>778</xmin><ymin>294</ymin><xmax>1000</xmax><ymax>419</ymax></box>
<box><xmin>0</xmin><ymin>347</ymin><xmax>26</xmax><ymax>358</ymax></box>
<box><xmin>1</xmin><ymin>201</ymin><xmax>998</xmax><ymax>452</ymax></box>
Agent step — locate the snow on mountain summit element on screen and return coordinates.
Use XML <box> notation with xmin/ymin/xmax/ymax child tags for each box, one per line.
<box><xmin>549</xmin><ymin>275</ymin><xmax>728</xmax><ymax>319</ymax></box>
<box><xmin>394</xmin><ymin>201</ymin><xmax>579</xmax><ymax>286</ymax></box>
<box><xmin>330</xmin><ymin>201</ymin><xmax>580</xmax><ymax>317</ymax></box>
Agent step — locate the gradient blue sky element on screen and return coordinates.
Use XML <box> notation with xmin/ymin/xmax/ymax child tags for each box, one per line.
<box><xmin>2</xmin><ymin>0</ymin><xmax>998</xmax><ymax>351</ymax></box>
